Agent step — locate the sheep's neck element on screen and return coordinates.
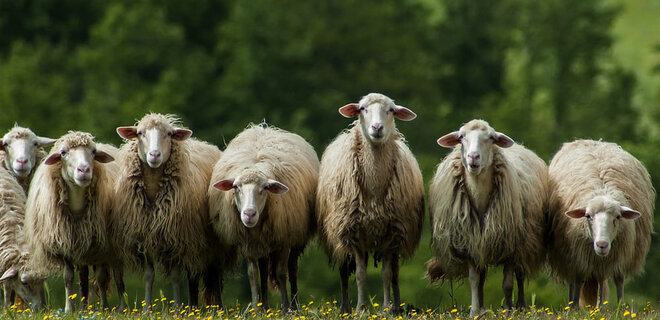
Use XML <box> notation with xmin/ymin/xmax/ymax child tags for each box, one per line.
<box><xmin>64</xmin><ymin>180</ymin><xmax>88</xmax><ymax>216</ymax></box>
<box><xmin>143</xmin><ymin>165</ymin><xmax>164</xmax><ymax>202</ymax></box>
<box><xmin>360</xmin><ymin>136</ymin><xmax>396</xmax><ymax>198</ymax></box>
<box><xmin>465</xmin><ymin>166</ymin><xmax>494</xmax><ymax>215</ymax></box>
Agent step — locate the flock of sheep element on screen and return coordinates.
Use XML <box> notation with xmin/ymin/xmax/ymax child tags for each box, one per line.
<box><xmin>0</xmin><ymin>93</ymin><xmax>654</xmax><ymax>317</ymax></box>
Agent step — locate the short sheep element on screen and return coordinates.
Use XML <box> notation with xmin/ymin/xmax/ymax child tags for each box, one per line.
<box><xmin>316</xmin><ymin>93</ymin><xmax>425</xmax><ymax>314</ymax></box>
<box><xmin>426</xmin><ymin>119</ymin><xmax>547</xmax><ymax>317</ymax></box>
<box><xmin>209</xmin><ymin>124</ymin><xmax>319</xmax><ymax>311</ymax></box>
<box><xmin>0</xmin><ymin>125</ymin><xmax>55</xmax><ymax>192</ymax></box>
<box><xmin>547</xmin><ymin>139</ymin><xmax>654</xmax><ymax>307</ymax></box>
<box><xmin>0</xmin><ymin>166</ymin><xmax>45</xmax><ymax>309</ymax></box>
<box><xmin>113</xmin><ymin>113</ymin><xmax>227</xmax><ymax>309</ymax></box>
<box><xmin>23</xmin><ymin>131</ymin><xmax>118</xmax><ymax>313</ymax></box>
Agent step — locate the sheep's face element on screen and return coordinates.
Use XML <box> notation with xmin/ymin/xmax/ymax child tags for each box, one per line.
<box><xmin>437</xmin><ymin>119</ymin><xmax>513</xmax><ymax>175</ymax></box>
<box><xmin>0</xmin><ymin>128</ymin><xmax>55</xmax><ymax>178</ymax></box>
<box><xmin>339</xmin><ymin>93</ymin><xmax>416</xmax><ymax>145</ymax></box>
<box><xmin>117</xmin><ymin>123</ymin><xmax>192</xmax><ymax>169</ymax></box>
<box><xmin>213</xmin><ymin>170</ymin><xmax>288</xmax><ymax>228</ymax></box>
<box><xmin>45</xmin><ymin>142</ymin><xmax>114</xmax><ymax>188</ymax></box>
<box><xmin>0</xmin><ymin>265</ymin><xmax>46</xmax><ymax>311</ymax></box>
<box><xmin>565</xmin><ymin>196</ymin><xmax>641</xmax><ymax>257</ymax></box>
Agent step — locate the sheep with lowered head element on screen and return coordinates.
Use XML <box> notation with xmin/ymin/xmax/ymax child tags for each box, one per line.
<box><xmin>113</xmin><ymin>113</ymin><xmax>226</xmax><ymax>309</ymax></box>
<box><xmin>23</xmin><ymin>131</ymin><xmax>118</xmax><ymax>313</ymax></box>
<box><xmin>316</xmin><ymin>93</ymin><xmax>425</xmax><ymax>314</ymax></box>
<box><xmin>0</xmin><ymin>166</ymin><xmax>46</xmax><ymax>309</ymax></box>
<box><xmin>0</xmin><ymin>125</ymin><xmax>55</xmax><ymax>192</ymax></box>
<box><xmin>547</xmin><ymin>139</ymin><xmax>654</xmax><ymax>307</ymax></box>
<box><xmin>209</xmin><ymin>123</ymin><xmax>319</xmax><ymax>311</ymax></box>
<box><xmin>426</xmin><ymin>119</ymin><xmax>547</xmax><ymax>317</ymax></box>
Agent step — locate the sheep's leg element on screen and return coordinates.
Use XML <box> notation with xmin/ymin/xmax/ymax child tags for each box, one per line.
<box><xmin>64</xmin><ymin>262</ymin><xmax>76</xmax><ymax>313</ymax></box>
<box><xmin>468</xmin><ymin>262</ymin><xmax>485</xmax><ymax>317</ymax></box>
<box><xmin>515</xmin><ymin>270</ymin><xmax>527</xmax><ymax>308</ymax></box>
<box><xmin>247</xmin><ymin>258</ymin><xmax>260</xmax><ymax>308</ymax></box>
<box><xmin>570</xmin><ymin>277</ymin><xmax>584</xmax><ymax>308</ymax></box>
<box><xmin>188</xmin><ymin>273</ymin><xmax>199</xmax><ymax>307</ymax></box>
<box><xmin>79</xmin><ymin>265</ymin><xmax>89</xmax><ymax>309</ymax></box>
<box><xmin>614</xmin><ymin>274</ymin><xmax>624</xmax><ymax>304</ymax></box>
<box><xmin>95</xmin><ymin>265</ymin><xmax>110</xmax><ymax>309</ymax></box>
<box><xmin>275</xmin><ymin>250</ymin><xmax>290</xmax><ymax>312</ymax></box>
<box><xmin>381</xmin><ymin>254</ymin><xmax>393</xmax><ymax>310</ymax></box>
<box><xmin>171</xmin><ymin>265</ymin><xmax>182</xmax><ymax>307</ymax></box>
<box><xmin>258</xmin><ymin>257</ymin><xmax>269</xmax><ymax>309</ymax></box>
<box><xmin>391</xmin><ymin>254</ymin><xmax>402</xmax><ymax>314</ymax></box>
<box><xmin>113</xmin><ymin>268</ymin><xmax>127</xmax><ymax>311</ymax></box>
<box><xmin>201</xmin><ymin>266</ymin><xmax>223</xmax><ymax>308</ymax></box>
<box><xmin>288</xmin><ymin>247</ymin><xmax>302</xmax><ymax>311</ymax></box>
<box><xmin>502</xmin><ymin>265</ymin><xmax>514</xmax><ymax>310</ymax></box>
<box><xmin>354</xmin><ymin>251</ymin><xmax>367</xmax><ymax>313</ymax></box>
<box><xmin>3</xmin><ymin>285</ymin><xmax>11</xmax><ymax>306</ymax></box>
<box><xmin>339</xmin><ymin>260</ymin><xmax>351</xmax><ymax>315</ymax></box>
<box><xmin>144</xmin><ymin>259</ymin><xmax>155</xmax><ymax>312</ymax></box>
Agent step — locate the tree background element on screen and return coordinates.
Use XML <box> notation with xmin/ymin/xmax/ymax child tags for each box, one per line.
<box><xmin>2</xmin><ymin>0</ymin><xmax>660</xmax><ymax>311</ymax></box>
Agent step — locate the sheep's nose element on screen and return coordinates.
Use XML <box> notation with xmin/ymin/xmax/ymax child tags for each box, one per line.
<box><xmin>148</xmin><ymin>151</ymin><xmax>161</xmax><ymax>158</ymax></box>
<box><xmin>596</xmin><ymin>241</ymin><xmax>609</xmax><ymax>250</ymax></box>
<box><xmin>15</xmin><ymin>157</ymin><xmax>28</xmax><ymax>165</ymax></box>
<box><xmin>371</xmin><ymin>124</ymin><xmax>383</xmax><ymax>132</ymax></box>
<box><xmin>468</xmin><ymin>153</ymin><xmax>480</xmax><ymax>161</ymax></box>
<box><xmin>77</xmin><ymin>165</ymin><xmax>90</xmax><ymax>174</ymax></box>
<box><xmin>243</xmin><ymin>208</ymin><xmax>256</xmax><ymax>218</ymax></box>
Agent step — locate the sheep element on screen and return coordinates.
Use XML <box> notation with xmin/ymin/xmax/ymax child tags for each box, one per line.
<box><xmin>426</xmin><ymin>119</ymin><xmax>547</xmax><ymax>317</ymax></box>
<box><xmin>547</xmin><ymin>139</ymin><xmax>654</xmax><ymax>307</ymax></box>
<box><xmin>209</xmin><ymin>124</ymin><xmax>319</xmax><ymax>311</ymax></box>
<box><xmin>113</xmin><ymin>113</ymin><xmax>227</xmax><ymax>309</ymax></box>
<box><xmin>0</xmin><ymin>166</ymin><xmax>46</xmax><ymax>310</ymax></box>
<box><xmin>0</xmin><ymin>125</ymin><xmax>55</xmax><ymax>192</ymax></box>
<box><xmin>22</xmin><ymin>131</ymin><xmax>118</xmax><ymax>313</ymax></box>
<box><xmin>316</xmin><ymin>93</ymin><xmax>425</xmax><ymax>314</ymax></box>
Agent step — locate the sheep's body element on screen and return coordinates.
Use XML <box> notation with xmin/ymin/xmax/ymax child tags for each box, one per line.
<box><xmin>547</xmin><ymin>139</ymin><xmax>654</xmax><ymax>306</ymax></box>
<box><xmin>209</xmin><ymin>124</ymin><xmax>319</xmax><ymax>310</ymax></box>
<box><xmin>317</xmin><ymin>124</ymin><xmax>424</xmax><ymax>263</ymax></box>
<box><xmin>0</xmin><ymin>166</ymin><xmax>45</xmax><ymax>308</ymax></box>
<box><xmin>428</xmin><ymin>143</ymin><xmax>547</xmax><ymax>278</ymax></box>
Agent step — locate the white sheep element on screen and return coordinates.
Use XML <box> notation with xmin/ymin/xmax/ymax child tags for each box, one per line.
<box><xmin>547</xmin><ymin>139</ymin><xmax>654</xmax><ymax>307</ymax></box>
<box><xmin>0</xmin><ymin>125</ymin><xmax>55</xmax><ymax>192</ymax></box>
<box><xmin>209</xmin><ymin>123</ymin><xmax>319</xmax><ymax>311</ymax></box>
<box><xmin>0</xmin><ymin>166</ymin><xmax>45</xmax><ymax>309</ymax></box>
<box><xmin>113</xmin><ymin>113</ymin><xmax>227</xmax><ymax>309</ymax></box>
<box><xmin>426</xmin><ymin>119</ymin><xmax>547</xmax><ymax>317</ymax></box>
<box><xmin>316</xmin><ymin>93</ymin><xmax>425</xmax><ymax>314</ymax></box>
<box><xmin>23</xmin><ymin>131</ymin><xmax>118</xmax><ymax>313</ymax></box>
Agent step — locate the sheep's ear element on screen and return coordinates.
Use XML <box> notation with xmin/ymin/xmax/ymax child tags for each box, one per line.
<box><xmin>213</xmin><ymin>179</ymin><xmax>235</xmax><ymax>191</ymax></box>
<box><xmin>437</xmin><ymin>132</ymin><xmax>461</xmax><ymax>148</ymax></box>
<box><xmin>339</xmin><ymin>103</ymin><xmax>360</xmax><ymax>118</ymax></box>
<box><xmin>492</xmin><ymin>132</ymin><xmax>514</xmax><ymax>148</ymax></box>
<box><xmin>265</xmin><ymin>179</ymin><xmax>289</xmax><ymax>194</ymax></box>
<box><xmin>565</xmin><ymin>208</ymin><xmax>586</xmax><ymax>219</ymax></box>
<box><xmin>621</xmin><ymin>206</ymin><xmax>641</xmax><ymax>220</ymax></box>
<box><xmin>94</xmin><ymin>150</ymin><xmax>114</xmax><ymax>163</ymax></box>
<box><xmin>172</xmin><ymin>129</ymin><xmax>193</xmax><ymax>141</ymax></box>
<box><xmin>116</xmin><ymin>127</ymin><xmax>138</xmax><ymax>139</ymax></box>
<box><xmin>393</xmin><ymin>105</ymin><xmax>417</xmax><ymax>121</ymax></box>
<box><xmin>44</xmin><ymin>152</ymin><xmax>61</xmax><ymax>165</ymax></box>
<box><xmin>0</xmin><ymin>267</ymin><xmax>17</xmax><ymax>282</ymax></box>
<box><xmin>36</xmin><ymin>136</ymin><xmax>56</xmax><ymax>148</ymax></box>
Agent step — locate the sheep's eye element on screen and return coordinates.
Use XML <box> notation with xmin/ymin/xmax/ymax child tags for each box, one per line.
<box><xmin>137</xmin><ymin>131</ymin><xmax>142</xmax><ymax>136</ymax></box>
<box><xmin>167</xmin><ymin>132</ymin><xmax>172</xmax><ymax>136</ymax></box>
<box><xmin>458</xmin><ymin>134</ymin><xmax>463</xmax><ymax>139</ymax></box>
<box><xmin>60</xmin><ymin>149</ymin><xmax>67</xmax><ymax>155</ymax></box>
<box><xmin>359</xmin><ymin>106</ymin><xmax>365</xmax><ymax>111</ymax></box>
<box><xmin>92</xmin><ymin>149</ymin><xmax>97</xmax><ymax>154</ymax></box>
<box><xmin>585</xmin><ymin>214</ymin><xmax>592</xmax><ymax>220</ymax></box>
<box><xmin>33</xmin><ymin>142</ymin><xmax>38</xmax><ymax>146</ymax></box>
<box><xmin>616</xmin><ymin>215</ymin><xmax>621</xmax><ymax>220</ymax></box>
<box><xmin>389</xmin><ymin>108</ymin><xmax>394</xmax><ymax>113</ymax></box>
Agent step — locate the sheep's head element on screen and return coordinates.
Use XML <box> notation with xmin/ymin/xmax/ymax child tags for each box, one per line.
<box><xmin>0</xmin><ymin>126</ymin><xmax>55</xmax><ymax>178</ymax></box>
<box><xmin>565</xmin><ymin>195</ymin><xmax>641</xmax><ymax>257</ymax></box>
<box><xmin>117</xmin><ymin>113</ymin><xmax>192</xmax><ymax>168</ymax></box>
<box><xmin>339</xmin><ymin>93</ymin><xmax>416</xmax><ymax>145</ymax></box>
<box><xmin>437</xmin><ymin>119</ymin><xmax>514</xmax><ymax>175</ymax></box>
<box><xmin>44</xmin><ymin>132</ymin><xmax>114</xmax><ymax>188</ymax></box>
<box><xmin>0</xmin><ymin>258</ymin><xmax>46</xmax><ymax>311</ymax></box>
<box><xmin>213</xmin><ymin>169</ymin><xmax>288</xmax><ymax>228</ymax></box>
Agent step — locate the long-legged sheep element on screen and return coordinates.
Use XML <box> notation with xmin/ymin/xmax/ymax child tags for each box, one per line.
<box><xmin>113</xmin><ymin>113</ymin><xmax>228</xmax><ymax>309</ymax></box>
<box><xmin>0</xmin><ymin>167</ymin><xmax>46</xmax><ymax>309</ymax></box>
<box><xmin>547</xmin><ymin>139</ymin><xmax>654</xmax><ymax>307</ymax></box>
<box><xmin>23</xmin><ymin>131</ymin><xmax>118</xmax><ymax>313</ymax></box>
<box><xmin>316</xmin><ymin>93</ymin><xmax>425</xmax><ymax>314</ymax></box>
<box><xmin>426</xmin><ymin>119</ymin><xmax>547</xmax><ymax>317</ymax></box>
<box><xmin>0</xmin><ymin>125</ymin><xmax>55</xmax><ymax>192</ymax></box>
<box><xmin>209</xmin><ymin>124</ymin><xmax>319</xmax><ymax>311</ymax></box>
